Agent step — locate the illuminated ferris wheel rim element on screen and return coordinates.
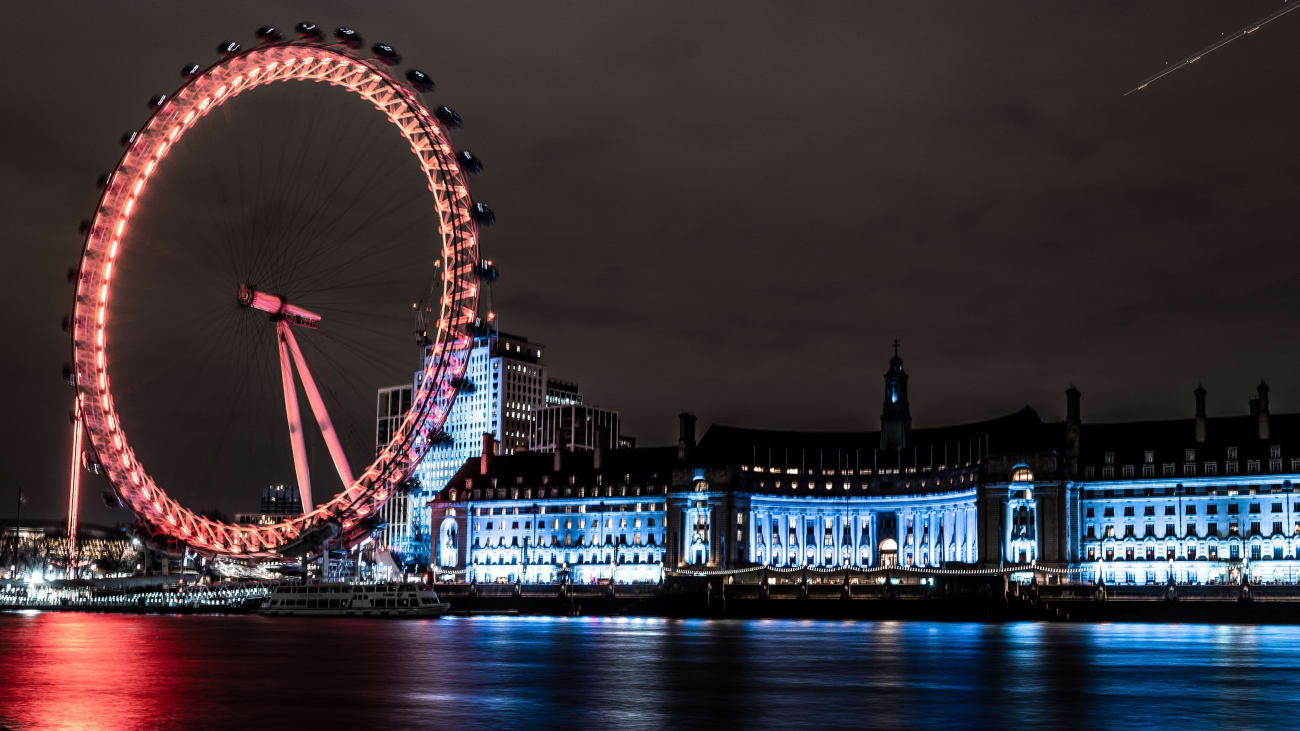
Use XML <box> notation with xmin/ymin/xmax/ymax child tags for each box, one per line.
<box><xmin>69</xmin><ymin>31</ymin><xmax>483</xmax><ymax>558</ymax></box>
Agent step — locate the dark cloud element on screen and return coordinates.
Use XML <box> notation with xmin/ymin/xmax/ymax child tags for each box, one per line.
<box><xmin>5</xmin><ymin>1</ymin><xmax>1300</xmax><ymax>523</ymax></box>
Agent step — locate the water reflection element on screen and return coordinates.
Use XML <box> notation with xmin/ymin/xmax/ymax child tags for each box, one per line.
<box><xmin>2</xmin><ymin>614</ymin><xmax>1299</xmax><ymax>729</ymax></box>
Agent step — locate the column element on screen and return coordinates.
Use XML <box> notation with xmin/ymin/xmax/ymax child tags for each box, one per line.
<box><xmin>927</xmin><ymin>510</ymin><xmax>937</xmax><ymax>566</ymax></box>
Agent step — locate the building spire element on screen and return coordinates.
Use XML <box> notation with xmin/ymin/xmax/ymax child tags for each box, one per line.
<box><xmin>880</xmin><ymin>343</ymin><xmax>911</xmax><ymax>450</ymax></box>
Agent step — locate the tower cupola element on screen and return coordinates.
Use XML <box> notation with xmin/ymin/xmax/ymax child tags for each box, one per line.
<box><xmin>880</xmin><ymin>340</ymin><xmax>912</xmax><ymax>450</ymax></box>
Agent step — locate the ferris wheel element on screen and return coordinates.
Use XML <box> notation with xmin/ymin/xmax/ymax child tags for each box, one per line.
<box><xmin>65</xmin><ymin>23</ymin><xmax>495</xmax><ymax>563</ymax></box>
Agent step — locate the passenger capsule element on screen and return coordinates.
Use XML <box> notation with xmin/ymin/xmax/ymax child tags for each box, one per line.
<box><xmin>181</xmin><ymin>63</ymin><xmax>201</xmax><ymax>78</ymax></box>
<box><xmin>334</xmin><ymin>27</ymin><xmax>362</xmax><ymax>48</ymax></box>
<box><xmin>405</xmin><ymin>68</ymin><xmax>434</xmax><ymax>92</ymax></box>
<box><xmin>456</xmin><ymin>150</ymin><xmax>483</xmax><ymax>174</ymax></box>
<box><xmin>371</xmin><ymin>42</ymin><xmax>401</xmax><ymax>65</ymax></box>
<box><xmin>295</xmin><ymin>22</ymin><xmax>322</xmax><ymax>39</ymax></box>
<box><xmin>435</xmin><ymin>106</ymin><xmax>463</xmax><ymax>128</ymax></box>
<box><xmin>120</xmin><ymin>130</ymin><xmax>137</xmax><ymax>147</ymax></box>
<box><xmin>255</xmin><ymin>25</ymin><xmax>283</xmax><ymax>42</ymax></box>
<box><xmin>472</xmin><ymin>202</ymin><xmax>496</xmax><ymax>227</ymax></box>
<box><xmin>148</xmin><ymin>94</ymin><xmax>167</xmax><ymax>109</ymax></box>
<box><xmin>60</xmin><ymin>315</ymin><xmax>70</xmax><ymax>332</ymax></box>
<box><xmin>78</xmin><ymin>220</ymin><xmax>91</xmax><ymax>235</ymax></box>
<box><xmin>216</xmin><ymin>40</ymin><xmax>241</xmax><ymax>55</ymax></box>
<box><xmin>66</xmin><ymin>267</ymin><xmax>78</xmax><ymax>283</ymax></box>
<box><xmin>96</xmin><ymin>172</ymin><xmax>112</xmax><ymax>189</ymax></box>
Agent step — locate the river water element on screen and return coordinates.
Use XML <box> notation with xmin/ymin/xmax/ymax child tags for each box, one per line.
<box><xmin>0</xmin><ymin>613</ymin><xmax>1295</xmax><ymax>729</ymax></box>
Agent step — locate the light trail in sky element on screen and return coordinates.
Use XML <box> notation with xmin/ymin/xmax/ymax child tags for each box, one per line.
<box><xmin>1124</xmin><ymin>1</ymin><xmax>1300</xmax><ymax>96</ymax></box>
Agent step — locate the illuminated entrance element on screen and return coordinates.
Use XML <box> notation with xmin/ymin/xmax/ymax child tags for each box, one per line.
<box><xmin>878</xmin><ymin>538</ymin><xmax>899</xmax><ymax>568</ymax></box>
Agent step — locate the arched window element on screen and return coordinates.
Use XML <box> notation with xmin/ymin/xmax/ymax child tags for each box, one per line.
<box><xmin>1011</xmin><ymin>466</ymin><xmax>1034</xmax><ymax>483</ymax></box>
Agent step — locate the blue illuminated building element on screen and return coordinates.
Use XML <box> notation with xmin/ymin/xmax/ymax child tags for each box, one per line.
<box><xmin>430</xmin><ymin>350</ymin><xmax>1300</xmax><ymax>585</ymax></box>
<box><xmin>1072</xmin><ymin>381</ymin><xmax>1300</xmax><ymax>584</ymax></box>
<box><xmin>431</xmin><ymin>437</ymin><xmax>670</xmax><ymax>583</ymax></box>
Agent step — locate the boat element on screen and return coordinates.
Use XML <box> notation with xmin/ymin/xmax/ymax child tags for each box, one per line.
<box><xmin>260</xmin><ymin>582</ymin><xmax>450</xmax><ymax>617</ymax></box>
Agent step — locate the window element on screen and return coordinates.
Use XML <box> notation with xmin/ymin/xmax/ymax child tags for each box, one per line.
<box><xmin>1122</xmin><ymin>465</ymin><xmax>1134</xmax><ymax>478</ymax></box>
<box><xmin>1186</xmin><ymin>504</ymin><xmax>1197</xmax><ymax>515</ymax></box>
<box><xmin>1124</xmin><ymin>506</ymin><xmax>1135</xmax><ymax>517</ymax></box>
<box><xmin>1271</xmin><ymin>445</ymin><xmax>1282</xmax><ymax>459</ymax></box>
<box><xmin>1144</xmin><ymin>450</ymin><xmax>1155</xmax><ymax>464</ymax></box>
<box><xmin>1227</xmin><ymin>504</ymin><xmax>1239</xmax><ymax>514</ymax></box>
<box><xmin>1142</xmin><ymin>464</ymin><xmax>1155</xmax><ymax>477</ymax></box>
<box><xmin>1011</xmin><ymin>466</ymin><xmax>1034</xmax><ymax>482</ymax></box>
<box><xmin>1248</xmin><ymin>460</ymin><xmax>1261</xmax><ymax>474</ymax></box>
<box><xmin>1204</xmin><ymin>462</ymin><xmax>1217</xmax><ymax>476</ymax></box>
<box><xmin>1105</xmin><ymin>452</ymin><xmax>1115</xmax><ymax>465</ymax></box>
<box><xmin>1144</xmin><ymin>505</ymin><xmax>1155</xmax><ymax>516</ymax></box>
<box><xmin>1086</xmin><ymin>507</ymin><xmax>1095</xmax><ymax>518</ymax></box>
<box><xmin>1144</xmin><ymin>524</ymin><xmax>1155</xmax><ymax>538</ymax></box>
<box><xmin>1085</xmin><ymin>466</ymin><xmax>1096</xmax><ymax>479</ymax></box>
<box><xmin>1271</xmin><ymin>459</ymin><xmax>1283</xmax><ymax>472</ymax></box>
<box><xmin>1249</xmin><ymin>503</ymin><xmax>1261</xmax><ymax>514</ymax></box>
<box><xmin>1163</xmin><ymin>464</ymin><xmax>1175</xmax><ymax>476</ymax></box>
<box><xmin>1183</xmin><ymin>463</ymin><xmax>1196</xmax><ymax>476</ymax></box>
<box><xmin>1103</xmin><ymin>507</ymin><xmax>1115</xmax><ymax>517</ymax></box>
<box><xmin>1273</xmin><ymin>503</ymin><xmax>1283</xmax><ymax>513</ymax></box>
<box><xmin>1228</xmin><ymin>446</ymin><xmax>1239</xmax><ymax>460</ymax></box>
<box><xmin>1207</xmin><ymin>504</ymin><xmax>1218</xmax><ymax>515</ymax></box>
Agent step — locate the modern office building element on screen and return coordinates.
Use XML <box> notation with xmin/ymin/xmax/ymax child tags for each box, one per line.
<box><xmin>236</xmin><ymin>484</ymin><xmax>306</xmax><ymax>526</ymax></box>
<box><xmin>529</xmin><ymin>404</ymin><xmax>621</xmax><ymax>453</ymax></box>
<box><xmin>429</xmin><ymin>349</ymin><xmax>1300</xmax><ymax>585</ymax></box>
<box><xmin>373</xmin><ymin>385</ymin><xmax>414</xmax><ymax>552</ymax></box>
<box><xmin>545</xmin><ymin>379</ymin><xmax>582</xmax><ymax>406</ymax></box>
<box><xmin>376</xmin><ymin>332</ymin><xmax>551</xmax><ymax>560</ymax></box>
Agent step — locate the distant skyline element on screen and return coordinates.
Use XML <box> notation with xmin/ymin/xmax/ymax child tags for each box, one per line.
<box><xmin>5</xmin><ymin>1</ymin><xmax>1300</xmax><ymax>522</ymax></box>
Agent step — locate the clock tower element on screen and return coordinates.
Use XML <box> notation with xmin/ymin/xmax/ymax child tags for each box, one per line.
<box><xmin>880</xmin><ymin>340</ymin><xmax>912</xmax><ymax>451</ymax></box>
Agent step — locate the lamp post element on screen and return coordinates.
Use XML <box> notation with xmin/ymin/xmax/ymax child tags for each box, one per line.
<box><xmin>9</xmin><ymin>488</ymin><xmax>24</xmax><ymax>579</ymax></box>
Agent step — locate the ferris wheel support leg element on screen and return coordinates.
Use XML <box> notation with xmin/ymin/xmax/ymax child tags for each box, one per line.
<box><xmin>65</xmin><ymin>406</ymin><xmax>84</xmax><ymax>580</ymax></box>
<box><xmin>276</xmin><ymin>322</ymin><xmax>313</xmax><ymax>513</ymax></box>
<box><xmin>280</xmin><ymin>325</ymin><xmax>356</xmax><ymax>490</ymax></box>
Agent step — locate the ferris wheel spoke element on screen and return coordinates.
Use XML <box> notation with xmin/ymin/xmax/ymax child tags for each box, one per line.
<box><xmin>280</xmin><ymin>322</ymin><xmax>356</xmax><ymax>492</ymax></box>
<box><xmin>274</xmin><ymin>322</ymin><xmax>313</xmax><ymax>512</ymax></box>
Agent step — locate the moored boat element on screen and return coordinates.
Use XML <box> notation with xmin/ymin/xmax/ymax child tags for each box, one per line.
<box><xmin>260</xmin><ymin>582</ymin><xmax>449</xmax><ymax>617</ymax></box>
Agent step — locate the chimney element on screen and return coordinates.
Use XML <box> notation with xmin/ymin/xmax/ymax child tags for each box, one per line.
<box><xmin>1064</xmin><ymin>386</ymin><xmax>1081</xmax><ymax>476</ymax></box>
<box><xmin>1194</xmin><ymin>384</ymin><xmax>1207</xmax><ymax>443</ymax></box>
<box><xmin>678</xmin><ymin>412</ymin><xmax>697</xmax><ymax>462</ymax></box>
<box><xmin>1256</xmin><ymin>380</ymin><xmax>1270</xmax><ymax>440</ymax></box>
<box><xmin>553</xmin><ymin>422</ymin><xmax>565</xmax><ymax>472</ymax></box>
<box><xmin>479</xmin><ymin>432</ymin><xmax>496</xmax><ymax>475</ymax></box>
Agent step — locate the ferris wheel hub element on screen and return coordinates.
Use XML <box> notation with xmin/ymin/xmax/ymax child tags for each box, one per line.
<box><xmin>237</xmin><ymin>283</ymin><xmax>321</xmax><ymax>329</ymax></box>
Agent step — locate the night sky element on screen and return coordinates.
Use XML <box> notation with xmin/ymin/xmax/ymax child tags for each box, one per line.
<box><xmin>5</xmin><ymin>2</ymin><xmax>1300</xmax><ymax>523</ymax></box>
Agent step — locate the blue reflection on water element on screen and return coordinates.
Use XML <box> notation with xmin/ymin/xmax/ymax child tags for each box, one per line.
<box><xmin>1</xmin><ymin>614</ymin><xmax>1298</xmax><ymax>729</ymax></box>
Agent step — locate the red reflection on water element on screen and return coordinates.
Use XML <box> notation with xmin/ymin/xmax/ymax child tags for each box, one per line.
<box><xmin>0</xmin><ymin>613</ymin><xmax>197</xmax><ymax>730</ymax></box>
